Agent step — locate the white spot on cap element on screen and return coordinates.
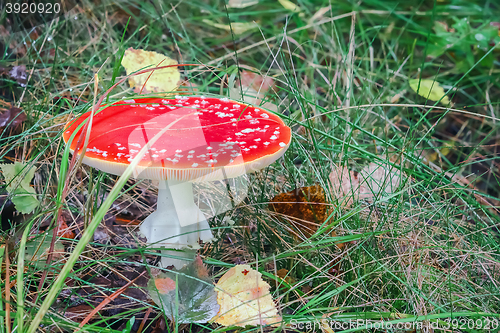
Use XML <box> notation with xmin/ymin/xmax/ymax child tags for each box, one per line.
<box><xmin>115</xmin><ymin>143</ymin><xmax>121</xmax><ymax>146</ymax></box>
<box><xmin>124</xmin><ymin>99</ymin><xmax>135</xmax><ymax>103</ymax></box>
<box><xmin>188</xmin><ymin>150</ymin><xmax>195</xmax><ymax>153</ymax></box>
<box><xmin>254</xmin><ymin>138</ymin><xmax>261</xmax><ymax>141</ymax></box>
<box><xmin>220</xmin><ymin>97</ymin><xmax>229</xmax><ymax>102</ymax></box>
<box><xmin>270</xmin><ymin>135</ymin><xmax>277</xmax><ymax>140</ymax></box>
<box><xmin>192</xmin><ymin>163</ymin><xmax>198</xmax><ymax>167</ymax></box>
<box><xmin>279</xmin><ymin>142</ymin><xmax>286</xmax><ymax>147</ymax></box>
<box><xmin>206</xmin><ymin>146</ymin><xmax>212</xmax><ymax>150</ymax></box>
<box><xmin>264</xmin><ymin>142</ymin><xmax>270</xmax><ymax>145</ymax></box>
<box><xmin>130</xmin><ymin>143</ymin><xmax>141</xmax><ymax>148</ymax></box>
<box><xmin>118</xmin><ymin>147</ymin><xmax>126</xmax><ymax>150</ymax></box>
<box><xmin>261</xmin><ymin>113</ymin><xmax>269</xmax><ymax>118</ymax></box>
<box><xmin>176</xmin><ymin>149</ymin><xmax>182</xmax><ymax>153</ymax></box>
<box><xmin>152</xmin><ymin>154</ymin><xmax>159</xmax><ymax>158</ymax></box>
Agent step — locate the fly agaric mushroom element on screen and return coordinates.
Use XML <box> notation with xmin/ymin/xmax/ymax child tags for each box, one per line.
<box><xmin>62</xmin><ymin>96</ymin><xmax>291</xmax><ymax>268</ymax></box>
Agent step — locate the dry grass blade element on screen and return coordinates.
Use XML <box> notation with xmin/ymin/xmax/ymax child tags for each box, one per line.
<box><xmin>137</xmin><ymin>307</ymin><xmax>152</xmax><ymax>333</ymax></box>
<box><xmin>5</xmin><ymin>242</ymin><xmax>11</xmax><ymax>333</ymax></box>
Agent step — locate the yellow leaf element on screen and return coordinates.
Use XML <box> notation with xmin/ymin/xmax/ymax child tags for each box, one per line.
<box><xmin>202</xmin><ymin>19</ymin><xmax>257</xmax><ymax>35</ymax></box>
<box><xmin>121</xmin><ymin>48</ymin><xmax>180</xmax><ymax>94</ymax></box>
<box><xmin>408</xmin><ymin>79</ymin><xmax>450</xmax><ymax>105</ymax></box>
<box><xmin>278</xmin><ymin>0</ymin><xmax>304</xmax><ymax>17</ymax></box>
<box><xmin>213</xmin><ymin>265</ymin><xmax>281</xmax><ymax>327</ymax></box>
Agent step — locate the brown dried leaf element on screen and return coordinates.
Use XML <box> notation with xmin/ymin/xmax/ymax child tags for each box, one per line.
<box><xmin>64</xmin><ymin>304</ymin><xmax>96</xmax><ymax>322</ymax></box>
<box><xmin>269</xmin><ymin>184</ymin><xmax>328</xmax><ymax>237</ymax></box>
<box><xmin>0</xmin><ymin>106</ymin><xmax>26</xmax><ymax>135</ymax></box>
<box><xmin>57</xmin><ymin>215</ymin><xmax>75</xmax><ymax>239</ymax></box>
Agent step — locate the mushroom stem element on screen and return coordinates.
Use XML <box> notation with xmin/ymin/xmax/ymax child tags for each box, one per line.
<box><xmin>139</xmin><ymin>180</ymin><xmax>213</xmax><ymax>268</ymax></box>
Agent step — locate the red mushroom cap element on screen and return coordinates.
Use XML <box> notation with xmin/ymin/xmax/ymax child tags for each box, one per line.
<box><xmin>62</xmin><ymin>96</ymin><xmax>291</xmax><ymax>181</ymax></box>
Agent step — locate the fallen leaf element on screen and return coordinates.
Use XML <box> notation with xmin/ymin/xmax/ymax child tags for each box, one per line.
<box><xmin>202</xmin><ymin>19</ymin><xmax>258</xmax><ymax>35</ymax></box>
<box><xmin>359</xmin><ymin>162</ymin><xmax>401</xmax><ymax>197</ymax></box>
<box><xmin>239</xmin><ymin>70</ymin><xmax>275</xmax><ymax>93</ymax></box>
<box><xmin>213</xmin><ymin>265</ymin><xmax>281</xmax><ymax>327</ymax></box>
<box><xmin>328</xmin><ymin>165</ymin><xmax>360</xmax><ymax>207</ymax></box>
<box><xmin>229</xmin><ymin>70</ymin><xmax>277</xmax><ymax>111</ymax></box>
<box><xmin>0</xmin><ymin>162</ymin><xmax>39</xmax><ymax>214</ymax></box>
<box><xmin>9</xmin><ymin>65</ymin><xmax>27</xmax><ymax>86</ymax></box>
<box><xmin>0</xmin><ymin>106</ymin><xmax>27</xmax><ymax>135</ymax></box>
<box><xmin>155</xmin><ymin>277</ymin><xmax>176</xmax><ymax>293</ymax></box>
<box><xmin>227</xmin><ymin>0</ymin><xmax>259</xmax><ymax>8</ymax></box>
<box><xmin>408</xmin><ymin>79</ymin><xmax>450</xmax><ymax>105</ymax></box>
<box><xmin>269</xmin><ymin>184</ymin><xmax>328</xmax><ymax>237</ymax></box>
<box><xmin>148</xmin><ymin>256</ymin><xmax>219</xmax><ymax>323</ymax></box>
<box><xmin>329</xmin><ymin>163</ymin><xmax>402</xmax><ymax>207</ymax></box>
<box><xmin>121</xmin><ymin>48</ymin><xmax>180</xmax><ymax>94</ymax></box>
<box><xmin>276</xmin><ymin>268</ymin><xmax>294</xmax><ymax>284</ymax></box>
<box><xmin>63</xmin><ymin>304</ymin><xmax>96</xmax><ymax>322</ymax></box>
<box><xmin>57</xmin><ymin>215</ymin><xmax>75</xmax><ymax>239</ymax></box>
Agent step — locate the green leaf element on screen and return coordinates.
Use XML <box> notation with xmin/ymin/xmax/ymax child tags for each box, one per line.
<box><xmin>11</xmin><ymin>189</ymin><xmax>40</xmax><ymax>215</ymax></box>
<box><xmin>148</xmin><ymin>256</ymin><xmax>219</xmax><ymax>323</ymax></box>
<box><xmin>408</xmin><ymin>79</ymin><xmax>450</xmax><ymax>105</ymax></box>
<box><xmin>0</xmin><ymin>162</ymin><xmax>40</xmax><ymax>214</ymax></box>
